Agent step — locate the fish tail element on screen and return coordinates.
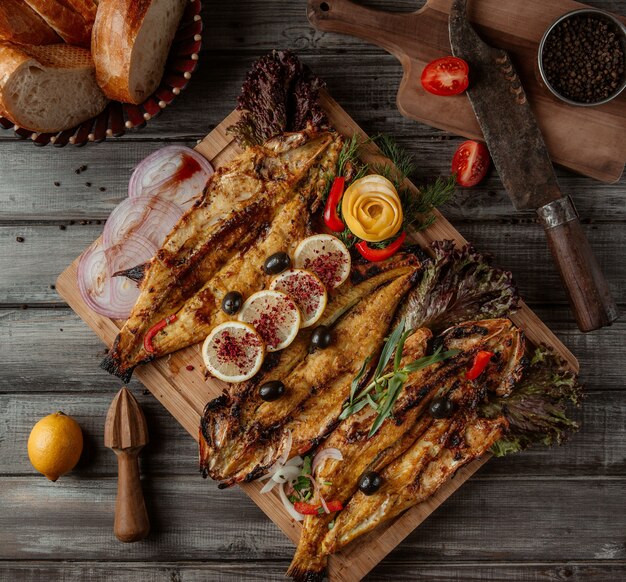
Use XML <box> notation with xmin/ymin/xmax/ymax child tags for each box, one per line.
<box><xmin>286</xmin><ymin>557</ymin><xmax>327</xmax><ymax>582</ymax></box>
<box><xmin>111</xmin><ymin>262</ymin><xmax>148</xmax><ymax>284</ymax></box>
<box><xmin>100</xmin><ymin>340</ymin><xmax>135</xmax><ymax>383</ymax></box>
<box><xmin>286</xmin><ymin>514</ymin><xmax>331</xmax><ymax>581</ymax></box>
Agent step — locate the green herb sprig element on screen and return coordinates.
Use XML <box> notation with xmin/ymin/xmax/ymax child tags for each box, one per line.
<box><xmin>339</xmin><ymin>319</ymin><xmax>459</xmax><ymax>437</ymax></box>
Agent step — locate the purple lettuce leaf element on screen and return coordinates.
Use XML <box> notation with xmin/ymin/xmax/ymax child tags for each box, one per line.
<box><xmin>401</xmin><ymin>240</ymin><xmax>520</xmax><ymax>333</ymax></box>
<box><xmin>483</xmin><ymin>345</ymin><xmax>584</xmax><ymax>456</ymax></box>
<box><xmin>228</xmin><ymin>50</ymin><xmax>327</xmax><ymax>147</ymax></box>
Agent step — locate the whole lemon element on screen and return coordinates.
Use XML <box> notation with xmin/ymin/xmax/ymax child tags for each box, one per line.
<box><xmin>27</xmin><ymin>412</ymin><xmax>83</xmax><ymax>481</ymax></box>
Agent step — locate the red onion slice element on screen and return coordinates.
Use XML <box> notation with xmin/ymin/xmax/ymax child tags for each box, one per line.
<box><xmin>78</xmin><ymin>236</ymin><xmax>156</xmax><ymax>319</ymax></box>
<box><xmin>312</xmin><ymin>447</ymin><xmax>343</xmax><ymax>475</ymax></box>
<box><xmin>279</xmin><ymin>482</ymin><xmax>305</xmax><ymax>522</ymax></box>
<box><xmin>128</xmin><ymin>145</ymin><xmax>214</xmax><ymax>211</ymax></box>
<box><xmin>102</xmin><ymin>195</ymin><xmax>183</xmax><ymax>250</ymax></box>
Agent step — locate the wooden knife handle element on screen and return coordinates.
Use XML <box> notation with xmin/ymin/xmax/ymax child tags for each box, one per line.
<box><xmin>538</xmin><ymin>197</ymin><xmax>618</xmax><ymax>332</ymax></box>
<box><xmin>307</xmin><ymin>0</ymin><xmax>409</xmax><ymax>59</ymax></box>
<box><xmin>114</xmin><ymin>448</ymin><xmax>149</xmax><ymax>543</ymax></box>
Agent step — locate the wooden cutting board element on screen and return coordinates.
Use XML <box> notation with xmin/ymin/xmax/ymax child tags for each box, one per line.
<box><xmin>308</xmin><ymin>0</ymin><xmax>626</xmax><ymax>184</ymax></box>
<box><xmin>56</xmin><ymin>93</ymin><xmax>579</xmax><ymax>582</ymax></box>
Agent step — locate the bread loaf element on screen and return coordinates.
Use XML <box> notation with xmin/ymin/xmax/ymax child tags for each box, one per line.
<box><xmin>0</xmin><ymin>0</ymin><xmax>61</xmax><ymax>45</ymax></box>
<box><xmin>92</xmin><ymin>0</ymin><xmax>187</xmax><ymax>104</ymax></box>
<box><xmin>24</xmin><ymin>0</ymin><xmax>97</xmax><ymax>48</ymax></box>
<box><xmin>0</xmin><ymin>42</ymin><xmax>108</xmax><ymax>133</ymax></box>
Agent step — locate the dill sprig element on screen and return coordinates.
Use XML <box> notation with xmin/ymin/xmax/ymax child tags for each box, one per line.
<box><xmin>371</xmin><ymin>134</ymin><xmax>415</xmax><ymax>183</ymax></box>
<box><xmin>400</xmin><ymin>175</ymin><xmax>457</xmax><ymax>232</ymax></box>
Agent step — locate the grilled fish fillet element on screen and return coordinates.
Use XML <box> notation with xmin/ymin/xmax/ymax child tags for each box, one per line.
<box><xmin>102</xmin><ymin>129</ymin><xmax>341</xmax><ymax>381</ymax></box>
<box><xmin>201</xmin><ymin>268</ymin><xmax>422</xmax><ymax>486</ymax></box>
<box><xmin>323</xmin><ymin>412</ymin><xmax>507</xmax><ymax>553</ymax></box>
<box><xmin>287</xmin><ymin>318</ymin><xmax>525</xmax><ymax>580</ymax></box>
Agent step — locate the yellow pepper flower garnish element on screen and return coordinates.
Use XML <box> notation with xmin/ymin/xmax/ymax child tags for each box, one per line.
<box><xmin>341</xmin><ymin>175</ymin><xmax>403</xmax><ymax>242</ymax></box>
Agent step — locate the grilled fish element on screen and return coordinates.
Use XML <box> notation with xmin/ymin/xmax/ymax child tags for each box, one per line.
<box><xmin>102</xmin><ymin>129</ymin><xmax>342</xmax><ymax>381</ymax></box>
<box><xmin>287</xmin><ymin>318</ymin><xmax>525</xmax><ymax>580</ymax></box>
<box><xmin>200</xmin><ymin>266</ymin><xmax>423</xmax><ymax>486</ymax></box>
<box><xmin>323</xmin><ymin>411</ymin><xmax>507</xmax><ymax>554</ymax></box>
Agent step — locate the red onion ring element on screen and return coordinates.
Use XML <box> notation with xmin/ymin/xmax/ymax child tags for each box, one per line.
<box><xmin>78</xmin><ymin>236</ymin><xmax>156</xmax><ymax>319</ymax></box>
<box><xmin>311</xmin><ymin>447</ymin><xmax>343</xmax><ymax>475</ymax></box>
<box><xmin>102</xmin><ymin>195</ymin><xmax>183</xmax><ymax>250</ymax></box>
<box><xmin>128</xmin><ymin>145</ymin><xmax>214</xmax><ymax>211</ymax></box>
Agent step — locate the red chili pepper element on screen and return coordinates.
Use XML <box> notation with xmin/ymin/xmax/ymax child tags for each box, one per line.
<box><xmin>143</xmin><ymin>314</ymin><xmax>178</xmax><ymax>354</ymax></box>
<box><xmin>466</xmin><ymin>350</ymin><xmax>494</xmax><ymax>380</ymax></box>
<box><xmin>293</xmin><ymin>500</ymin><xmax>344</xmax><ymax>515</ymax></box>
<box><xmin>325</xmin><ymin>500</ymin><xmax>344</xmax><ymax>512</ymax></box>
<box><xmin>323</xmin><ymin>177</ymin><xmax>346</xmax><ymax>232</ymax></box>
<box><xmin>355</xmin><ymin>232</ymin><xmax>407</xmax><ymax>262</ymax></box>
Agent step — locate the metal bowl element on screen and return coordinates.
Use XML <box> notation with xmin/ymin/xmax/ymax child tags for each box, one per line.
<box><xmin>538</xmin><ymin>8</ymin><xmax>626</xmax><ymax>107</ymax></box>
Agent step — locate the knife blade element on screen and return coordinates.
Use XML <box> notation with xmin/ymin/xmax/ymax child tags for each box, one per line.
<box><xmin>449</xmin><ymin>0</ymin><xmax>618</xmax><ymax>332</ymax></box>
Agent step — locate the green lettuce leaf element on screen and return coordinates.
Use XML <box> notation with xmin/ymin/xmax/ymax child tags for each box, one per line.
<box><xmin>483</xmin><ymin>345</ymin><xmax>584</xmax><ymax>456</ymax></box>
<box><xmin>401</xmin><ymin>240</ymin><xmax>520</xmax><ymax>332</ymax></box>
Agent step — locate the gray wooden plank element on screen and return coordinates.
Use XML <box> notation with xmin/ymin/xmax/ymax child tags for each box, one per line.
<box><xmin>1</xmin><ymin>560</ymin><xmax>625</xmax><ymax>582</ymax></box>
<box><xmin>1</xmin><ymin>223</ymin><xmax>623</xmax><ymax>306</ymax></box>
<box><xmin>0</xmin><ymin>389</ymin><xmax>623</xmax><ymax>477</ymax></box>
<box><xmin>1</xmin><ymin>476</ymin><xmax>624</xmax><ymax>562</ymax></box>
<box><xmin>0</xmin><ymin>392</ymin><xmax>194</xmax><ymax>477</ymax></box>
<box><xmin>2</xmin><ymin>307</ymin><xmax>624</xmax><ymax>392</ymax></box>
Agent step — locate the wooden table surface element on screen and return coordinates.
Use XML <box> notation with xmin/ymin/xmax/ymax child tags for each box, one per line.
<box><xmin>1</xmin><ymin>1</ymin><xmax>625</xmax><ymax>580</ymax></box>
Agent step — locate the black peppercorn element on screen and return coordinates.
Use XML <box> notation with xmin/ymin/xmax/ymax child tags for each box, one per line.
<box><xmin>542</xmin><ymin>14</ymin><xmax>625</xmax><ymax>103</ymax></box>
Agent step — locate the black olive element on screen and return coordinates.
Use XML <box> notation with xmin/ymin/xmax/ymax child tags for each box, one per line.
<box><xmin>429</xmin><ymin>396</ymin><xmax>454</xmax><ymax>419</ymax></box>
<box><xmin>222</xmin><ymin>291</ymin><xmax>243</xmax><ymax>315</ymax></box>
<box><xmin>263</xmin><ymin>252</ymin><xmax>291</xmax><ymax>275</ymax></box>
<box><xmin>310</xmin><ymin>325</ymin><xmax>332</xmax><ymax>350</ymax></box>
<box><xmin>358</xmin><ymin>471</ymin><xmax>382</xmax><ymax>495</ymax></box>
<box><xmin>259</xmin><ymin>380</ymin><xmax>285</xmax><ymax>402</ymax></box>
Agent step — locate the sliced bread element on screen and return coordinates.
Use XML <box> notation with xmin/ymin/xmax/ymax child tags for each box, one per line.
<box><xmin>23</xmin><ymin>0</ymin><xmax>97</xmax><ymax>48</ymax></box>
<box><xmin>0</xmin><ymin>0</ymin><xmax>62</xmax><ymax>45</ymax></box>
<box><xmin>0</xmin><ymin>42</ymin><xmax>108</xmax><ymax>133</ymax></box>
<box><xmin>92</xmin><ymin>0</ymin><xmax>187</xmax><ymax>104</ymax></box>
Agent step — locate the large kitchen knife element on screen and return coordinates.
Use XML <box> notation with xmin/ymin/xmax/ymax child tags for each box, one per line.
<box><xmin>449</xmin><ymin>0</ymin><xmax>618</xmax><ymax>332</ymax></box>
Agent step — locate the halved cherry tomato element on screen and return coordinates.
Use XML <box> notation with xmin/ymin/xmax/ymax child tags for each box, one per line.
<box><xmin>451</xmin><ymin>140</ymin><xmax>490</xmax><ymax>187</ymax></box>
<box><xmin>421</xmin><ymin>57</ymin><xmax>469</xmax><ymax>96</ymax></box>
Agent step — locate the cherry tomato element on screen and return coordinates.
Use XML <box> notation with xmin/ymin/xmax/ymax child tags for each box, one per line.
<box><xmin>421</xmin><ymin>57</ymin><xmax>469</xmax><ymax>96</ymax></box>
<box><xmin>451</xmin><ymin>140</ymin><xmax>490</xmax><ymax>187</ymax></box>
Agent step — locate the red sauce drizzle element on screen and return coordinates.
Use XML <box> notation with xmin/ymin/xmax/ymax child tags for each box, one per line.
<box><xmin>173</xmin><ymin>154</ymin><xmax>202</xmax><ymax>183</ymax></box>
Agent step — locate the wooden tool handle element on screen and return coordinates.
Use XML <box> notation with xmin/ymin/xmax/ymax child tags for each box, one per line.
<box><xmin>114</xmin><ymin>448</ymin><xmax>149</xmax><ymax>543</ymax></box>
<box><xmin>538</xmin><ymin>197</ymin><xmax>618</xmax><ymax>332</ymax></box>
<box><xmin>307</xmin><ymin>0</ymin><xmax>409</xmax><ymax>58</ymax></box>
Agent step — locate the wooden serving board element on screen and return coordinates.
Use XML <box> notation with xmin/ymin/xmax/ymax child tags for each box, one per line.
<box><xmin>56</xmin><ymin>93</ymin><xmax>579</xmax><ymax>582</ymax></box>
<box><xmin>308</xmin><ymin>0</ymin><xmax>626</xmax><ymax>184</ymax></box>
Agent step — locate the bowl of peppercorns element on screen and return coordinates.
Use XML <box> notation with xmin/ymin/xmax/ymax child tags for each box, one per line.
<box><xmin>538</xmin><ymin>8</ymin><xmax>626</xmax><ymax>106</ymax></box>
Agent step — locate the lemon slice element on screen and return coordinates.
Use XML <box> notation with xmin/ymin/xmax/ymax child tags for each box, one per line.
<box><xmin>293</xmin><ymin>234</ymin><xmax>351</xmax><ymax>289</ymax></box>
<box><xmin>270</xmin><ymin>269</ymin><xmax>328</xmax><ymax>328</ymax></box>
<box><xmin>238</xmin><ymin>290</ymin><xmax>301</xmax><ymax>351</ymax></box>
<box><xmin>202</xmin><ymin>321</ymin><xmax>265</xmax><ymax>382</ymax></box>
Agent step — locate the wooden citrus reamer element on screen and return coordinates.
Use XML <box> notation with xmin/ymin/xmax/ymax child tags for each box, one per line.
<box><xmin>104</xmin><ymin>387</ymin><xmax>150</xmax><ymax>543</ymax></box>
